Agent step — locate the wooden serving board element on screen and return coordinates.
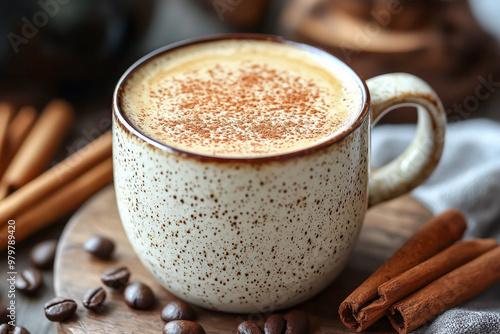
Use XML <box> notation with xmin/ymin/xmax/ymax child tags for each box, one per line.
<box><xmin>54</xmin><ymin>185</ymin><xmax>432</xmax><ymax>333</ymax></box>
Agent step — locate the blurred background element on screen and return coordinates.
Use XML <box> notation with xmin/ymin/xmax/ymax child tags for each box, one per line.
<box><xmin>1</xmin><ymin>0</ymin><xmax>500</xmax><ymax>132</ymax></box>
<box><xmin>1</xmin><ymin>1</ymin><xmax>500</xmax><ymax>331</ymax></box>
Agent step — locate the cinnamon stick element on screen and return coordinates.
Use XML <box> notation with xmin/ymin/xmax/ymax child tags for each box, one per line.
<box><xmin>0</xmin><ymin>131</ymin><xmax>111</xmax><ymax>227</ymax></box>
<box><xmin>0</xmin><ymin>103</ymin><xmax>14</xmax><ymax>177</ymax></box>
<box><xmin>0</xmin><ymin>157</ymin><xmax>113</xmax><ymax>250</ymax></box>
<box><xmin>0</xmin><ymin>99</ymin><xmax>74</xmax><ymax>199</ymax></box>
<box><xmin>1</xmin><ymin>106</ymin><xmax>37</xmax><ymax>175</ymax></box>
<box><xmin>355</xmin><ymin>239</ymin><xmax>498</xmax><ymax>325</ymax></box>
<box><xmin>339</xmin><ymin>209</ymin><xmax>467</xmax><ymax>331</ymax></box>
<box><xmin>388</xmin><ymin>245</ymin><xmax>500</xmax><ymax>334</ymax></box>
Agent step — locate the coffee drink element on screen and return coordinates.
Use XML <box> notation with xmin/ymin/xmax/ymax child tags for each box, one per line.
<box><xmin>120</xmin><ymin>40</ymin><xmax>362</xmax><ymax>157</ymax></box>
<box><xmin>114</xmin><ymin>35</ymin><xmax>446</xmax><ymax>313</ymax></box>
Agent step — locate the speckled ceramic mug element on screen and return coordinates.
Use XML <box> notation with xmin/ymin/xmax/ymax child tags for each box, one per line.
<box><xmin>112</xmin><ymin>34</ymin><xmax>446</xmax><ymax>313</ymax></box>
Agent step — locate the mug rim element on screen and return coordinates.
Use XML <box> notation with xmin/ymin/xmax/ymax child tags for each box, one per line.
<box><xmin>113</xmin><ymin>33</ymin><xmax>371</xmax><ymax>163</ymax></box>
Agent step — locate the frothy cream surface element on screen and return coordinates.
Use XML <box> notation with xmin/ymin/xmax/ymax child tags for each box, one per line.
<box><xmin>121</xmin><ymin>40</ymin><xmax>362</xmax><ymax>157</ymax></box>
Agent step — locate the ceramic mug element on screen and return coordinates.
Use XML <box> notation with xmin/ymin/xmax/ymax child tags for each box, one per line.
<box><xmin>112</xmin><ymin>34</ymin><xmax>446</xmax><ymax>313</ymax></box>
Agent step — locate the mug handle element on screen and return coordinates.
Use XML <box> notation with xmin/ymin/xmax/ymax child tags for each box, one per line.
<box><xmin>366</xmin><ymin>73</ymin><xmax>447</xmax><ymax>207</ymax></box>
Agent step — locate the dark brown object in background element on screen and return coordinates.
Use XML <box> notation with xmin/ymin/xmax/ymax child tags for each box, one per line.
<box><xmin>282</xmin><ymin>0</ymin><xmax>500</xmax><ymax>122</ymax></box>
<box><xmin>339</xmin><ymin>209</ymin><xmax>467</xmax><ymax>331</ymax></box>
<box><xmin>30</xmin><ymin>240</ymin><xmax>58</xmax><ymax>270</ymax></box>
<box><xmin>388</xmin><ymin>246</ymin><xmax>500</xmax><ymax>334</ymax></box>
<box><xmin>192</xmin><ymin>0</ymin><xmax>270</xmax><ymax>31</ymax></box>
<box><xmin>0</xmin><ymin>100</ymin><xmax>74</xmax><ymax>199</ymax></box>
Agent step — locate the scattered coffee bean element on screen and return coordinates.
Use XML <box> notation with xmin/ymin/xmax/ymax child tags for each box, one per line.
<box><xmin>0</xmin><ymin>305</ymin><xmax>8</xmax><ymax>324</ymax></box>
<box><xmin>163</xmin><ymin>320</ymin><xmax>206</xmax><ymax>334</ymax></box>
<box><xmin>13</xmin><ymin>326</ymin><xmax>30</xmax><ymax>334</ymax></box>
<box><xmin>0</xmin><ymin>324</ymin><xmax>9</xmax><ymax>334</ymax></box>
<box><xmin>124</xmin><ymin>282</ymin><xmax>155</xmax><ymax>310</ymax></box>
<box><xmin>161</xmin><ymin>300</ymin><xmax>196</xmax><ymax>322</ymax></box>
<box><xmin>44</xmin><ymin>297</ymin><xmax>77</xmax><ymax>322</ymax></box>
<box><xmin>101</xmin><ymin>266</ymin><xmax>130</xmax><ymax>291</ymax></box>
<box><xmin>264</xmin><ymin>314</ymin><xmax>286</xmax><ymax>334</ymax></box>
<box><xmin>82</xmin><ymin>287</ymin><xmax>106</xmax><ymax>312</ymax></box>
<box><xmin>238</xmin><ymin>321</ymin><xmax>264</xmax><ymax>334</ymax></box>
<box><xmin>15</xmin><ymin>268</ymin><xmax>43</xmax><ymax>295</ymax></box>
<box><xmin>30</xmin><ymin>240</ymin><xmax>57</xmax><ymax>269</ymax></box>
<box><xmin>84</xmin><ymin>235</ymin><xmax>115</xmax><ymax>260</ymax></box>
<box><xmin>283</xmin><ymin>310</ymin><xmax>308</xmax><ymax>334</ymax></box>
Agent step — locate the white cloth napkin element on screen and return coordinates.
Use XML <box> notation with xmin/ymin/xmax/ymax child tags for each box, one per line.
<box><xmin>371</xmin><ymin>118</ymin><xmax>500</xmax><ymax>334</ymax></box>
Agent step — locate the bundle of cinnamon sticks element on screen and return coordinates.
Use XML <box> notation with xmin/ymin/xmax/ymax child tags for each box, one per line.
<box><xmin>339</xmin><ymin>209</ymin><xmax>500</xmax><ymax>333</ymax></box>
<box><xmin>0</xmin><ymin>100</ymin><xmax>113</xmax><ymax>250</ymax></box>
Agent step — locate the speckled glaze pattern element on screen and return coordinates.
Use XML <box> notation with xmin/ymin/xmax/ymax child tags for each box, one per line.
<box><xmin>112</xmin><ymin>35</ymin><xmax>446</xmax><ymax>314</ymax></box>
<box><xmin>113</xmin><ymin>112</ymin><xmax>369</xmax><ymax>313</ymax></box>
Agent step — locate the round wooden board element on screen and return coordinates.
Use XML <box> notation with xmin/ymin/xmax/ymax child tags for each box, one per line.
<box><xmin>54</xmin><ymin>185</ymin><xmax>432</xmax><ymax>333</ymax></box>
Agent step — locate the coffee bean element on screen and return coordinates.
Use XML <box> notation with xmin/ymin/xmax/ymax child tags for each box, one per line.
<box><xmin>124</xmin><ymin>282</ymin><xmax>155</xmax><ymax>310</ymax></box>
<box><xmin>13</xmin><ymin>326</ymin><xmax>30</xmax><ymax>334</ymax></box>
<box><xmin>82</xmin><ymin>287</ymin><xmax>106</xmax><ymax>312</ymax></box>
<box><xmin>238</xmin><ymin>321</ymin><xmax>264</xmax><ymax>334</ymax></box>
<box><xmin>0</xmin><ymin>305</ymin><xmax>8</xmax><ymax>324</ymax></box>
<box><xmin>0</xmin><ymin>324</ymin><xmax>9</xmax><ymax>334</ymax></box>
<box><xmin>283</xmin><ymin>310</ymin><xmax>308</xmax><ymax>334</ymax></box>
<box><xmin>163</xmin><ymin>320</ymin><xmax>206</xmax><ymax>334</ymax></box>
<box><xmin>44</xmin><ymin>297</ymin><xmax>77</xmax><ymax>322</ymax></box>
<box><xmin>84</xmin><ymin>236</ymin><xmax>115</xmax><ymax>260</ymax></box>
<box><xmin>101</xmin><ymin>266</ymin><xmax>130</xmax><ymax>291</ymax></box>
<box><xmin>15</xmin><ymin>269</ymin><xmax>43</xmax><ymax>295</ymax></box>
<box><xmin>161</xmin><ymin>300</ymin><xmax>196</xmax><ymax>322</ymax></box>
<box><xmin>30</xmin><ymin>240</ymin><xmax>57</xmax><ymax>269</ymax></box>
<box><xmin>264</xmin><ymin>314</ymin><xmax>286</xmax><ymax>334</ymax></box>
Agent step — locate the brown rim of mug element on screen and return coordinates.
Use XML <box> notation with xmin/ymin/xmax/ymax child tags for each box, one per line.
<box><xmin>113</xmin><ymin>33</ymin><xmax>371</xmax><ymax>163</ymax></box>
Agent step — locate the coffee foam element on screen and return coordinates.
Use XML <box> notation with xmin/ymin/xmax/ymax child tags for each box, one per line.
<box><xmin>121</xmin><ymin>40</ymin><xmax>363</xmax><ymax>157</ymax></box>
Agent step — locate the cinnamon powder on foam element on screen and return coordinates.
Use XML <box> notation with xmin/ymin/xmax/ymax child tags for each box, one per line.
<box><xmin>121</xmin><ymin>40</ymin><xmax>360</xmax><ymax>157</ymax></box>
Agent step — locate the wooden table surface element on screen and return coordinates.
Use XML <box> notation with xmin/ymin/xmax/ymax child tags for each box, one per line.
<box><xmin>0</xmin><ymin>185</ymin><xmax>432</xmax><ymax>333</ymax></box>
